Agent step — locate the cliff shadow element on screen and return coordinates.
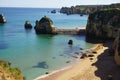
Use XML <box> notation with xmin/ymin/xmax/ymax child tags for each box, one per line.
<box><xmin>92</xmin><ymin>42</ymin><xmax>120</xmax><ymax>80</ymax></box>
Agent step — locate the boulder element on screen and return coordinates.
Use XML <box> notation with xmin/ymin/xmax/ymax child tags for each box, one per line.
<box><xmin>24</xmin><ymin>20</ymin><xmax>32</xmax><ymax>29</ymax></box>
<box><xmin>86</xmin><ymin>9</ymin><xmax>120</xmax><ymax>39</ymax></box>
<box><xmin>68</xmin><ymin>39</ymin><xmax>73</xmax><ymax>45</ymax></box>
<box><xmin>34</xmin><ymin>16</ymin><xmax>55</xmax><ymax>34</ymax></box>
<box><xmin>0</xmin><ymin>14</ymin><xmax>6</xmax><ymax>23</ymax></box>
<box><xmin>113</xmin><ymin>30</ymin><xmax>120</xmax><ymax>66</ymax></box>
<box><xmin>51</xmin><ymin>10</ymin><xmax>56</xmax><ymax>13</ymax></box>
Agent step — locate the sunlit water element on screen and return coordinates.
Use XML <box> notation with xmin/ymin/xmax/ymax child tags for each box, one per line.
<box><xmin>0</xmin><ymin>7</ymin><xmax>93</xmax><ymax>80</ymax></box>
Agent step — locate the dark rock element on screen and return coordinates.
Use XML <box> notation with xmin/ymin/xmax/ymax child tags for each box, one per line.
<box><xmin>51</xmin><ymin>10</ymin><xmax>56</xmax><ymax>13</ymax></box>
<box><xmin>34</xmin><ymin>16</ymin><xmax>55</xmax><ymax>34</ymax></box>
<box><xmin>92</xmin><ymin>51</ymin><xmax>97</xmax><ymax>54</ymax></box>
<box><xmin>45</xmin><ymin>72</ymin><xmax>49</xmax><ymax>74</ymax></box>
<box><xmin>0</xmin><ymin>14</ymin><xmax>6</xmax><ymax>23</ymax></box>
<box><xmin>89</xmin><ymin>58</ymin><xmax>93</xmax><ymax>60</ymax></box>
<box><xmin>68</xmin><ymin>39</ymin><xmax>73</xmax><ymax>45</ymax></box>
<box><xmin>24</xmin><ymin>20</ymin><xmax>32</xmax><ymax>29</ymax></box>
<box><xmin>86</xmin><ymin>9</ymin><xmax>120</xmax><ymax>39</ymax></box>
<box><xmin>88</xmin><ymin>54</ymin><xmax>94</xmax><ymax>57</ymax></box>
<box><xmin>66</xmin><ymin>61</ymin><xmax>70</xmax><ymax>63</ymax></box>
<box><xmin>80</xmin><ymin>48</ymin><xmax>84</xmax><ymax>50</ymax></box>
<box><xmin>80</xmin><ymin>53</ymin><xmax>87</xmax><ymax>59</ymax></box>
<box><xmin>74</xmin><ymin>52</ymin><xmax>79</xmax><ymax>55</ymax></box>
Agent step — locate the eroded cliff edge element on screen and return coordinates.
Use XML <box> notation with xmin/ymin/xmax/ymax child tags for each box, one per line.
<box><xmin>86</xmin><ymin>9</ymin><xmax>120</xmax><ymax>66</ymax></box>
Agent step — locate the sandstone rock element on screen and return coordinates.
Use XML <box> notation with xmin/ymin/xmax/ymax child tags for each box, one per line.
<box><xmin>24</xmin><ymin>20</ymin><xmax>32</xmax><ymax>29</ymax></box>
<box><xmin>0</xmin><ymin>14</ymin><xmax>6</xmax><ymax>23</ymax></box>
<box><xmin>34</xmin><ymin>16</ymin><xmax>55</xmax><ymax>34</ymax></box>
<box><xmin>0</xmin><ymin>60</ymin><xmax>25</xmax><ymax>80</ymax></box>
<box><xmin>86</xmin><ymin>9</ymin><xmax>120</xmax><ymax>39</ymax></box>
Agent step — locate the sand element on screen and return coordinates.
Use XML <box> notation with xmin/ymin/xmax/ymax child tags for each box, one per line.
<box><xmin>35</xmin><ymin>43</ymin><xmax>120</xmax><ymax>80</ymax></box>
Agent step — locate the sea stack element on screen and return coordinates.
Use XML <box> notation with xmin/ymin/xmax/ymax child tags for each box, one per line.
<box><xmin>0</xmin><ymin>14</ymin><xmax>6</xmax><ymax>23</ymax></box>
<box><xmin>34</xmin><ymin>16</ymin><xmax>55</xmax><ymax>34</ymax></box>
<box><xmin>24</xmin><ymin>20</ymin><xmax>32</xmax><ymax>29</ymax></box>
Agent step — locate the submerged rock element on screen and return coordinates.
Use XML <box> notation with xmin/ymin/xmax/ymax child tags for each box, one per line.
<box><xmin>24</xmin><ymin>20</ymin><xmax>32</xmax><ymax>29</ymax></box>
<box><xmin>0</xmin><ymin>14</ymin><xmax>6</xmax><ymax>23</ymax></box>
<box><xmin>86</xmin><ymin>9</ymin><xmax>120</xmax><ymax>39</ymax></box>
<box><xmin>34</xmin><ymin>16</ymin><xmax>55</xmax><ymax>34</ymax></box>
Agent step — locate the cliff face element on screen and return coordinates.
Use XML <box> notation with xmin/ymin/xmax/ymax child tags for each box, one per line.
<box><xmin>0</xmin><ymin>60</ymin><xmax>25</xmax><ymax>80</ymax></box>
<box><xmin>60</xmin><ymin>3</ymin><xmax>120</xmax><ymax>15</ymax></box>
<box><xmin>113</xmin><ymin>32</ymin><xmax>120</xmax><ymax>66</ymax></box>
<box><xmin>86</xmin><ymin>9</ymin><xmax>120</xmax><ymax>39</ymax></box>
<box><xmin>34</xmin><ymin>16</ymin><xmax>55</xmax><ymax>34</ymax></box>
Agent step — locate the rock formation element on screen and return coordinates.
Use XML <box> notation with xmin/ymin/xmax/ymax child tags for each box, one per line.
<box><xmin>86</xmin><ymin>9</ymin><xmax>120</xmax><ymax>39</ymax></box>
<box><xmin>0</xmin><ymin>60</ymin><xmax>25</xmax><ymax>80</ymax></box>
<box><xmin>24</xmin><ymin>20</ymin><xmax>32</xmax><ymax>29</ymax></box>
<box><xmin>60</xmin><ymin>3</ymin><xmax>120</xmax><ymax>15</ymax></box>
<box><xmin>34</xmin><ymin>16</ymin><xmax>55</xmax><ymax>34</ymax></box>
<box><xmin>0</xmin><ymin>14</ymin><xmax>6</xmax><ymax>23</ymax></box>
<box><xmin>113</xmin><ymin>31</ymin><xmax>120</xmax><ymax>66</ymax></box>
<box><xmin>51</xmin><ymin>10</ymin><xmax>56</xmax><ymax>14</ymax></box>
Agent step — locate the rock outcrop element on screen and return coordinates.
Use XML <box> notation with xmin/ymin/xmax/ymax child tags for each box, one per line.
<box><xmin>60</xmin><ymin>3</ymin><xmax>120</xmax><ymax>15</ymax></box>
<box><xmin>86</xmin><ymin>9</ymin><xmax>120</xmax><ymax>39</ymax></box>
<box><xmin>0</xmin><ymin>14</ymin><xmax>6</xmax><ymax>23</ymax></box>
<box><xmin>51</xmin><ymin>10</ymin><xmax>56</xmax><ymax>14</ymax></box>
<box><xmin>113</xmin><ymin>31</ymin><xmax>120</xmax><ymax>66</ymax></box>
<box><xmin>34</xmin><ymin>16</ymin><xmax>55</xmax><ymax>34</ymax></box>
<box><xmin>24</xmin><ymin>20</ymin><xmax>32</xmax><ymax>29</ymax></box>
<box><xmin>0</xmin><ymin>60</ymin><xmax>25</xmax><ymax>80</ymax></box>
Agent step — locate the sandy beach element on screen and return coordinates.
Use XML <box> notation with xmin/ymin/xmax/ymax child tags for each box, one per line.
<box><xmin>34</xmin><ymin>44</ymin><xmax>103</xmax><ymax>80</ymax></box>
<box><xmin>35</xmin><ymin>42</ymin><xmax>120</xmax><ymax>80</ymax></box>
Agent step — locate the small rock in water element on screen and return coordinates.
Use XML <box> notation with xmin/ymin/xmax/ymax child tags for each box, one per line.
<box><xmin>68</xmin><ymin>39</ymin><xmax>73</xmax><ymax>45</ymax></box>
<box><xmin>80</xmin><ymin>48</ymin><xmax>84</xmax><ymax>50</ymax></box>
<box><xmin>74</xmin><ymin>52</ymin><xmax>79</xmax><ymax>55</ymax></box>
<box><xmin>24</xmin><ymin>20</ymin><xmax>32</xmax><ymax>29</ymax></box>
<box><xmin>45</xmin><ymin>72</ymin><xmax>49</xmax><ymax>74</ymax></box>
<box><xmin>66</xmin><ymin>61</ymin><xmax>70</xmax><ymax>63</ymax></box>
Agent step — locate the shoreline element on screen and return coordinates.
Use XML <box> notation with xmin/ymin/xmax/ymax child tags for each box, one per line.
<box><xmin>35</xmin><ymin>44</ymin><xmax>106</xmax><ymax>80</ymax></box>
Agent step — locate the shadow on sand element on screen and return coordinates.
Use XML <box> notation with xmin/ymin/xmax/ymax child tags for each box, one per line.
<box><xmin>92</xmin><ymin>41</ymin><xmax>120</xmax><ymax>80</ymax></box>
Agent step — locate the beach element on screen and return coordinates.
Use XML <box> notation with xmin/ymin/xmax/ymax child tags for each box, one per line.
<box><xmin>35</xmin><ymin>44</ymin><xmax>107</xmax><ymax>80</ymax></box>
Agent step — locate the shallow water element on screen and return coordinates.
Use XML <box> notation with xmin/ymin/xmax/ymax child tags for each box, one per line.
<box><xmin>0</xmin><ymin>7</ymin><xmax>93</xmax><ymax>80</ymax></box>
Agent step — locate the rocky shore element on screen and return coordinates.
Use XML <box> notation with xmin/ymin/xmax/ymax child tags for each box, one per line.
<box><xmin>0</xmin><ymin>60</ymin><xmax>25</xmax><ymax>80</ymax></box>
<box><xmin>34</xmin><ymin>8</ymin><xmax>120</xmax><ymax>80</ymax></box>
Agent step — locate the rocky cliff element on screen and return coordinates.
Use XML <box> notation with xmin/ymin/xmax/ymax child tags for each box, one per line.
<box><xmin>60</xmin><ymin>3</ymin><xmax>120</xmax><ymax>15</ymax></box>
<box><xmin>113</xmin><ymin>31</ymin><xmax>120</xmax><ymax>66</ymax></box>
<box><xmin>34</xmin><ymin>16</ymin><xmax>55</xmax><ymax>34</ymax></box>
<box><xmin>86</xmin><ymin>9</ymin><xmax>120</xmax><ymax>39</ymax></box>
<box><xmin>0</xmin><ymin>60</ymin><xmax>25</xmax><ymax>80</ymax></box>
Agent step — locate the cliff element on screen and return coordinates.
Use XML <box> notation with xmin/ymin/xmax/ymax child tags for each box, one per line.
<box><xmin>34</xmin><ymin>16</ymin><xmax>55</xmax><ymax>34</ymax></box>
<box><xmin>0</xmin><ymin>60</ymin><xmax>25</xmax><ymax>80</ymax></box>
<box><xmin>60</xmin><ymin>3</ymin><xmax>120</xmax><ymax>15</ymax></box>
<box><xmin>86</xmin><ymin>9</ymin><xmax>120</xmax><ymax>39</ymax></box>
<box><xmin>113</xmin><ymin>31</ymin><xmax>120</xmax><ymax>66</ymax></box>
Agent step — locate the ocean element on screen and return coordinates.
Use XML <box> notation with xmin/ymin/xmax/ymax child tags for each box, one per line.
<box><xmin>0</xmin><ymin>7</ymin><xmax>94</xmax><ymax>80</ymax></box>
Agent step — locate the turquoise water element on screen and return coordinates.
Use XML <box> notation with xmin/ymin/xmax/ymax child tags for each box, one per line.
<box><xmin>0</xmin><ymin>7</ymin><xmax>93</xmax><ymax>80</ymax></box>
